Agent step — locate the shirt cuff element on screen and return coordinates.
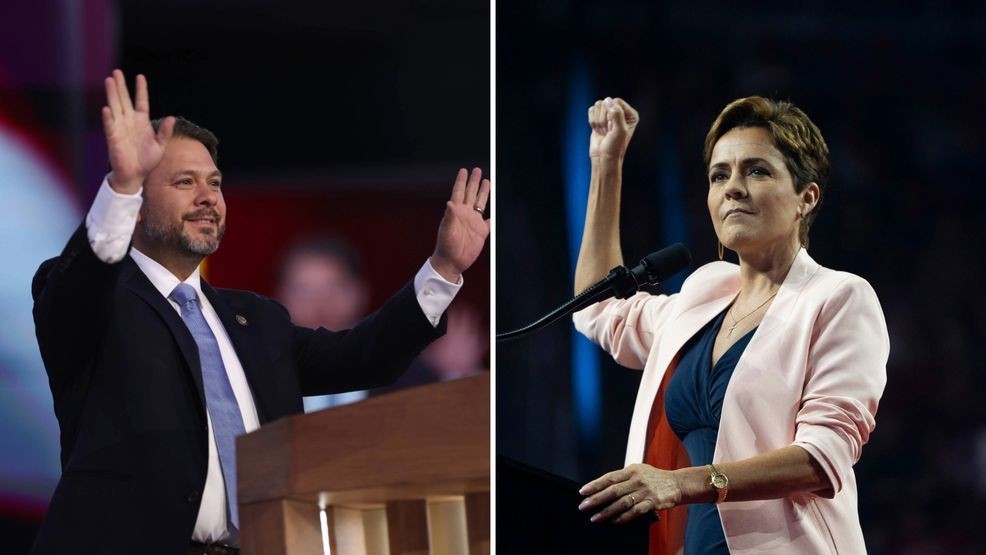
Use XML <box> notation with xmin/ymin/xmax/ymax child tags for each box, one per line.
<box><xmin>413</xmin><ymin>259</ymin><xmax>462</xmax><ymax>327</ymax></box>
<box><xmin>85</xmin><ymin>176</ymin><xmax>143</xmax><ymax>263</ymax></box>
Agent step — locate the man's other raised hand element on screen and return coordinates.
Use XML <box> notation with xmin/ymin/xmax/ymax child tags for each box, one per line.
<box><xmin>430</xmin><ymin>167</ymin><xmax>491</xmax><ymax>283</ymax></box>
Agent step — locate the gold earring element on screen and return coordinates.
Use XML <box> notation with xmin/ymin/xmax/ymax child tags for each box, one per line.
<box><xmin>717</xmin><ymin>241</ymin><xmax>724</xmax><ymax>261</ymax></box>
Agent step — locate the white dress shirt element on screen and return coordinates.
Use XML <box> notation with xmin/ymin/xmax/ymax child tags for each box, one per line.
<box><xmin>85</xmin><ymin>178</ymin><xmax>460</xmax><ymax>542</ymax></box>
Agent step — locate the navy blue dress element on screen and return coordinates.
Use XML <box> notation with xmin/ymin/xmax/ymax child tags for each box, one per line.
<box><xmin>664</xmin><ymin>310</ymin><xmax>756</xmax><ymax>555</ymax></box>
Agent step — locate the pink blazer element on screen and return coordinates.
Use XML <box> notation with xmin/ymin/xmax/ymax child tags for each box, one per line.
<box><xmin>574</xmin><ymin>248</ymin><xmax>889</xmax><ymax>553</ymax></box>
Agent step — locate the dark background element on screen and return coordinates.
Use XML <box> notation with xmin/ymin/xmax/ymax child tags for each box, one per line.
<box><xmin>496</xmin><ymin>1</ymin><xmax>986</xmax><ymax>552</ymax></box>
<box><xmin>0</xmin><ymin>0</ymin><xmax>488</xmax><ymax>552</ymax></box>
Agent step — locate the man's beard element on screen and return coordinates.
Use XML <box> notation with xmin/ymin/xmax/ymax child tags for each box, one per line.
<box><xmin>141</xmin><ymin>209</ymin><xmax>225</xmax><ymax>257</ymax></box>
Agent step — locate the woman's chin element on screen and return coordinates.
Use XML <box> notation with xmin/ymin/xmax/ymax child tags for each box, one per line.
<box><xmin>721</xmin><ymin>233</ymin><xmax>757</xmax><ymax>253</ymax></box>
<box><xmin>727</xmin><ymin>236</ymin><xmax>802</xmax><ymax>260</ymax></box>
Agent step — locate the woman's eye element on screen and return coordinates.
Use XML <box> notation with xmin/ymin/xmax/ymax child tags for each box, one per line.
<box><xmin>709</xmin><ymin>173</ymin><xmax>727</xmax><ymax>183</ymax></box>
<box><xmin>177</xmin><ymin>179</ymin><xmax>193</xmax><ymax>187</ymax></box>
<box><xmin>749</xmin><ymin>167</ymin><xmax>770</xmax><ymax>176</ymax></box>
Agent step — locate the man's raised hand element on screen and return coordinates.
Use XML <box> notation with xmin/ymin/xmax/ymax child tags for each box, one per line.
<box><xmin>430</xmin><ymin>168</ymin><xmax>491</xmax><ymax>283</ymax></box>
<box><xmin>102</xmin><ymin>69</ymin><xmax>175</xmax><ymax>194</ymax></box>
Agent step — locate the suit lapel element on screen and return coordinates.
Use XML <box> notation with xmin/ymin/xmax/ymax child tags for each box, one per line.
<box><xmin>122</xmin><ymin>258</ymin><xmax>207</xmax><ymax>408</ymax></box>
<box><xmin>200</xmin><ymin>281</ymin><xmax>276</xmax><ymax>423</ymax></box>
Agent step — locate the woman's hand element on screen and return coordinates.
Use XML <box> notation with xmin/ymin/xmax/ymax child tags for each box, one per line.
<box><xmin>574</xmin><ymin>98</ymin><xmax>637</xmax><ymax>292</ymax></box>
<box><xmin>588</xmin><ymin>97</ymin><xmax>639</xmax><ymax>163</ymax></box>
<box><xmin>578</xmin><ymin>463</ymin><xmax>682</xmax><ymax>524</ymax></box>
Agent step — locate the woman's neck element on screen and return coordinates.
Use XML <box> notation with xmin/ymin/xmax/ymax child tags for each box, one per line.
<box><xmin>735</xmin><ymin>238</ymin><xmax>801</xmax><ymax>299</ymax></box>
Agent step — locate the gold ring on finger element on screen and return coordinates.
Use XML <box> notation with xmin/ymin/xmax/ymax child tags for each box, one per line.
<box><xmin>629</xmin><ymin>494</ymin><xmax>636</xmax><ymax>505</ymax></box>
<box><xmin>473</xmin><ymin>206</ymin><xmax>485</xmax><ymax>214</ymax></box>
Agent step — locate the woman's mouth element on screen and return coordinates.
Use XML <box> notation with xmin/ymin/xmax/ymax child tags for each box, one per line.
<box><xmin>724</xmin><ymin>208</ymin><xmax>754</xmax><ymax>220</ymax></box>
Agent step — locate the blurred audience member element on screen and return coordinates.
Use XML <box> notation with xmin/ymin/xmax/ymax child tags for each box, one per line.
<box><xmin>371</xmin><ymin>303</ymin><xmax>489</xmax><ymax>396</ymax></box>
<box><xmin>276</xmin><ymin>235</ymin><xmax>370</xmax><ymax>332</ymax></box>
<box><xmin>276</xmin><ymin>236</ymin><xmax>488</xmax><ymax>409</ymax></box>
<box><xmin>276</xmin><ymin>235</ymin><xmax>372</xmax><ymax>410</ymax></box>
<box><xmin>419</xmin><ymin>304</ymin><xmax>488</xmax><ymax>380</ymax></box>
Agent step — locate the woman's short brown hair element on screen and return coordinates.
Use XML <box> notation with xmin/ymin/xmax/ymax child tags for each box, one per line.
<box><xmin>703</xmin><ymin>96</ymin><xmax>830</xmax><ymax>245</ymax></box>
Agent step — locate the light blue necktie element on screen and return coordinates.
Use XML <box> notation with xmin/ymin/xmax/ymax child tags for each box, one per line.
<box><xmin>170</xmin><ymin>283</ymin><xmax>245</xmax><ymax>533</ymax></box>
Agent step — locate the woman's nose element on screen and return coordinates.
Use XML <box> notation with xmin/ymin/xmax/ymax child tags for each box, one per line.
<box><xmin>723</xmin><ymin>175</ymin><xmax>748</xmax><ymax>199</ymax></box>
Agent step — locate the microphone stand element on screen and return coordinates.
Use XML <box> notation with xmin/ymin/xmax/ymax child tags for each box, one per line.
<box><xmin>495</xmin><ymin>265</ymin><xmax>640</xmax><ymax>343</ymax></box>
<box><xmin>495</xmin><ymin>243</ymin><xmax>691</xmax><ymax>343</ymax></box>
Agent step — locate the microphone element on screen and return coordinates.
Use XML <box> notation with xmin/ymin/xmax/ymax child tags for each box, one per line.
<box><xmin>496</xmin><ymin>244</ymin><xmax>692</xmax><ymax>342</ymax></box>
<box><xmin>605</xmin><ymin>243</ymin><xmax>692</xmax><ymax>300</ymax></box>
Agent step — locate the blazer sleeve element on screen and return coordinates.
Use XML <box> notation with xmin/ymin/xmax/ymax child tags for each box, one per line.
<box><xmin>291</xmin><ymin>282</ymin><xmax>447</xmax><ymax>395</ymax></box>
<box><xmin>792</xmin><ymin>275</ymin><xmax>889</xmax><ymax>497</ymax></box>
<box><xmin>572</xmin><ymin>291</ymin><xmax>679</xmax><ymax>370</ymax></box>
<box><xmin>32</xmin><ymin>222</ymin><xmax>124</xmax><ymax>382</ymax></box>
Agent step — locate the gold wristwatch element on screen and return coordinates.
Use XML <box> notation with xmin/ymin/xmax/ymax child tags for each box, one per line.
<box><xmin>708</xmin><ymin>463</ymin><xmax>729</xmax><ymax>504</ymax></box>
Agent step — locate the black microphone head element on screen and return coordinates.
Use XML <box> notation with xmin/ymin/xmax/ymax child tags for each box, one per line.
<box><xmin>634</xmin><ymin>243</ymin><xmax>692</xmax><ymax>285</ymax></box>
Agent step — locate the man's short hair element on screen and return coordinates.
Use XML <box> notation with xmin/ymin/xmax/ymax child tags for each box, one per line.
<box><xmin>151</xmin><ymin>116</ymin><xmax>220</xmax><ymax>165</ymax></box>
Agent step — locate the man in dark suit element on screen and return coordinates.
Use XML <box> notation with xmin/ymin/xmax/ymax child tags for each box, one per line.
<box><xmin>30</xmin><ymin>69</ymin><xmax>490</xmax><ymax>555</ymax></box>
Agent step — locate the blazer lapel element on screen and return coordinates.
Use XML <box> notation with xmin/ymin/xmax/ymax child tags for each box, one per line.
<box><xmin>200</xmin><ymin>281</ymin><xmax>276</xmax><ymax>423</ymax></box>
<box><xmin>122</xmin><ymin>259</ymin><xmax>207</xmax><ymax>408</ymax></box>
<box><xmin>627</xmin><ymin>266</ymin><xmax>742</xmax><ymax>463</ymax></box>
<box><xmin>658</xmin><ymin>266</ymin><xmax>742</xmax><ymax>372</ymax></box>
<box><xmin>714</xmin><ymin>248</ymin><xmax>822</xmax><ymax>462</ymax></box>
<box><xmin>731</xmin><ymin>248</ymin><xmax>821</xmax><ymax>373</ymax></box>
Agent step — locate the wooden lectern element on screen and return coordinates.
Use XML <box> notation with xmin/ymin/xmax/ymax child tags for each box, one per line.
<box><xmin>236</xmin><ymin>374</ymin><xmax>490</xmax><ymax>555</ymax></box>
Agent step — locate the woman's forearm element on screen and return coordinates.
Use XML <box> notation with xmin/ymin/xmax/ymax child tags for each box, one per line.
<box><xmin>579</xmin><ymin>445</ymin><xmax>833</xmax><ymax>523</ymax></box>
<box><xmin>674</xmin><ymin>445</ymin><xmax>832</xmax><ymax>504</ymax></box>
<box><xmin>574</xmin><ymin>158</ymin><xmax>625</xmax><ymax>294</ymax></box>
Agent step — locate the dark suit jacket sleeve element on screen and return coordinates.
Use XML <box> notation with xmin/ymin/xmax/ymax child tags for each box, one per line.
<box><xmin>289</xmin><ymin>283</ymin><xmax>447</xmax><ymax>396</ymax></box>
<box><xmin>33</xmin><ymin>222</ymin><xmax>123</xmax><ymax>384</ymax></box>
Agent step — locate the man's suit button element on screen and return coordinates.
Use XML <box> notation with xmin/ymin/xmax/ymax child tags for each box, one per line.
<box><xmin>187</xmin><ymin>491</ymin><xmax>200</xmax><ymax>503</ymax></box>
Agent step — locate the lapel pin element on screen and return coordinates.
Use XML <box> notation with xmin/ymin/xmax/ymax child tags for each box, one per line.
<box><xmin>235</xmin><ymin>314</ymin><xmax>248</xmax><ymax>326</ymax></box>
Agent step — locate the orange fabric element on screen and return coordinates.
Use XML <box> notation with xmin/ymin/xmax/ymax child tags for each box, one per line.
<box><xmin>643</xmin><ymin>354</ymin><xmax>690</xmax><ymax>555</ymax></box>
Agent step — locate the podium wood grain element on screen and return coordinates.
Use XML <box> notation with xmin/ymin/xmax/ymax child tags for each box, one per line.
<box><xmin>237</xmin><ymin>374</ymin><xmax>490</xmax><ymax>554</ymax></box>
<box><xmin>465</xmin><ymin>492</ymin><xmax>490</xmax><ymax>555</ymax></box>
<box><xmin>385</xmin><ymin>500</ymin><xmax>429</xmax><ymax>555</ymax></box>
